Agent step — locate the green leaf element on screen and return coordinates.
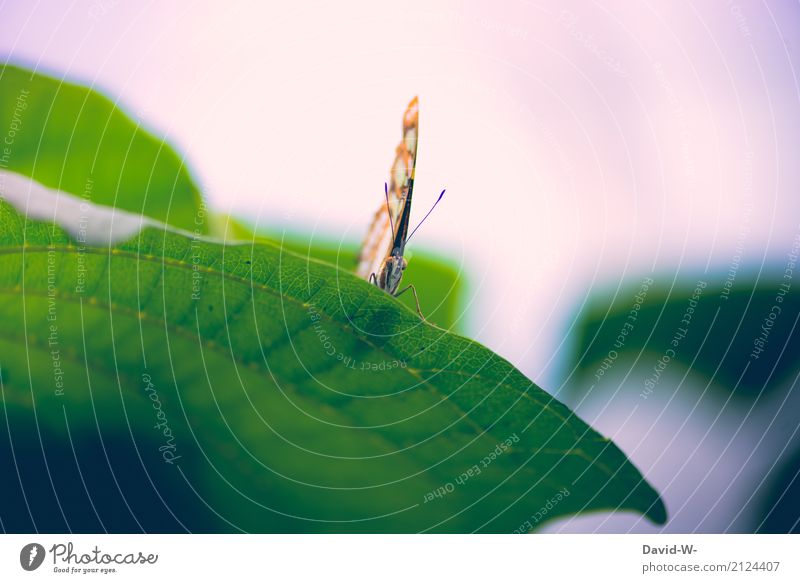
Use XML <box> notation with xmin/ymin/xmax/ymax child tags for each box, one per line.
<box><xmin>224</xmin><ymin>216</ymin><xmax>466</xmax><ymax>331</ymax></box>
<box><xmin>0</xmin><ymin>65</ymin><xmax>206</xmax><ymax>232</ymax></box>
<box><xmin>0</xmin><ymin>63</ymin><xmax>664</xmax><ymax>531</ymax></box>
<box><xmin>0</xmin><ymin>182</ymin><xmax>665</xmax><ymax>532</ymax></box>
<box><xmin>755</xmin><ymin>445</ymin><xmax>800</xmax><ymax>533</ymax></box>
<box><xmin>569</xmin><ymin>276</ymin><xmax>800</xmax><ymax>400</ymax></box>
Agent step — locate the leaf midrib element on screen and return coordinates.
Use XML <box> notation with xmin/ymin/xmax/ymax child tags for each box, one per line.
<box><xmin>0</xmin><ymin>284</ymin><xmax>615</xmax><ymax>484</ymax></box>
<box><xmin>3</xmin><ymin>242</ymin><xmax>577</xmax><ymax>440</ymax></box>
<box><xmin>1</xmin><ymin>240</ymin><xmax>625</xmax><ymax>496</ymax></box>
<box><xmin>0</xmin><ymin>296</ymin><xmax>587</xmax><ymax>507</ymax></box>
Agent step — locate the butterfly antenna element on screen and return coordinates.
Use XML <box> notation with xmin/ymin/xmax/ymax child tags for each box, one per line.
<box><xmin>384</xmin><ymin>182</ymin><xmax>395</xmax><ymax>233</ymax></box>
<box><xmin>406</xmin><ymin>189</ymin><xmax>445</xmax><ymax>242</ymax></box>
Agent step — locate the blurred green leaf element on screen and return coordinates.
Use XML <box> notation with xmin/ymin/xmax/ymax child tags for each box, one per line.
<box><xmin>570</xmin><ymin>275</ymin><xmax>800</xmax><ymax>399</ymax></box>
<box><xmin>756</xmin><ymin>445</ymin><xmax>800</xmax><ymax>533</ymax></box>
<box><xmin>0</xmin><ymin>64</ymin><xmax>205</xmax><ymax>232</ymax></box>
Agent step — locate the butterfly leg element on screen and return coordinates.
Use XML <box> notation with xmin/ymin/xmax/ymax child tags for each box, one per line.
<box><xmin>396</xmin><ymin>284</ymin><xmax>425</xmax><ymax>320</ymax></box>
<box><xmin>369</xmin><ymin>273</ymin><xmax>378</xmax><ymax>286</ymax></box>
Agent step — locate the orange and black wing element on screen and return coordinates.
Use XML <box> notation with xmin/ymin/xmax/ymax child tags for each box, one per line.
<box><xmin>356</xmin><ymin>97</ymin><xmax>419</xmax><ymax>279</ymax></box>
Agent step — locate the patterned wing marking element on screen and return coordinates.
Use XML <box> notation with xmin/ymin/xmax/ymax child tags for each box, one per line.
<box><xmin>356</xmin><ymin>97</ymin><xmax>419</xmax><ymax>279</ymax></box>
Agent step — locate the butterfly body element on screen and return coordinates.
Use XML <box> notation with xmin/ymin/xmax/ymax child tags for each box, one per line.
<box><xmin>357</xmin><ymin>98</ymin><xmax>443</xmax><ymax>319</ymax></box>
<box><xmin>375</xmin><ymin>252</ymin><xmax>407</xmax><ymax>294</ymax></box>
<box><xmin>376</xmin><ymin>169</ymin><xmax>415</xmax><ymax>289</ymax></box>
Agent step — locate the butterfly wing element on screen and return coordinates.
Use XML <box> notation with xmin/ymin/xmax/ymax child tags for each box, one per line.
<box><xmin>356</xmin><ymin>97</ymin><xmax>419</xmax><ymax>279</ymax></box>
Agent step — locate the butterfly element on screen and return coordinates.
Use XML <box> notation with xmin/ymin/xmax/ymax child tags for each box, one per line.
<box><xmin>356</xmin><ymin>97</ymin><xmax>445</xmax><ymax>318</ymax></box>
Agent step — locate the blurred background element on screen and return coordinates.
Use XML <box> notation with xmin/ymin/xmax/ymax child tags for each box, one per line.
<box><xmin>1</xmin><ymin>0</ymin><xmax>799</xmax><ymax>533</ymax></box>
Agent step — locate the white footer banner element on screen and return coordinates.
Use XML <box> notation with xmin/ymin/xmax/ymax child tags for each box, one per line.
<box><xmin>1</xmin><ymin>534</ymin><xmax>797</xmax><ymax>581</ymax></box>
